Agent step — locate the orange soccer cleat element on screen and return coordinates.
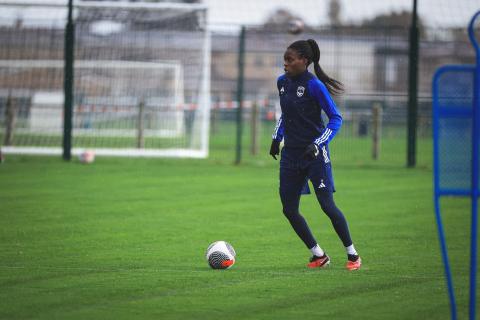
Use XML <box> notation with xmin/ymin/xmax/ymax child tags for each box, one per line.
<box><xmin>307</xmin><ymin>253</ymin><xmax>330</xmax><ymax>268</ymax></box>
<box><xmin>346</xmin><ymin>255</ymin><xmax>362</xmax><ymax>271</ymax></box>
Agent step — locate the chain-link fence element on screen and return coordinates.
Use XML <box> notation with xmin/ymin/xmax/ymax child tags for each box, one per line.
<box><xmin>208</xmin><ymin>25</ymin><xmax>475</xmax><ymax>166</ymax></box>
<box><xmin>0</xmin><ymin>1</ymin><xmax>476</xmax><ymax>166</ymax></box>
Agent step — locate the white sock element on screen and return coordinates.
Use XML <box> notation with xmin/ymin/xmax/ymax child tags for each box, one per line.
<box><xmin>310</xmin><ymin>244</ymin><xmax>325</xmax><ymax>257</ymax></box>
<box><xmin>346</xmin><ymin>244</ymin><xmax>358</xmax><ymax>256</ymax></box>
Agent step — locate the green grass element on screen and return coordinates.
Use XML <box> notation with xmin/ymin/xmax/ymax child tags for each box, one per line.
<box><xmin>0</xmin><ymin>143</ymin><xmax>477</xmax><ymax>319</ymax></box>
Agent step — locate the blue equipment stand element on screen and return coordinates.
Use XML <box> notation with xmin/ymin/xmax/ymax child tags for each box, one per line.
<box><xmin>433</xmin><ymin>11</ymin><xmax>480</xmax><ymax>320</ymax></box>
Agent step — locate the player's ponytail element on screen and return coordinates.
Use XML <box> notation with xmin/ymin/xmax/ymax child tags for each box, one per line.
<box><xmin>288</xmin><ymin>39</ymin><xmax>344</xmax><ymax>96</ymax></box>
<box><xmin>306</xmin><ymin>39</ymin><xmax>344</xmax><ymax>95</ymax></box>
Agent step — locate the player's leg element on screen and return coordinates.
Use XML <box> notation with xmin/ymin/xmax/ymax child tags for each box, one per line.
<box><xmin>308</xmin><ymin>147</ymin><xmax>361</xmax><ymax>270</ymax></box>
<box><xmin>280</xmin><ymin>150</ymin><xmax>329</xmax><ymax>268</ymax></box>
<box><xmin>279</xmin><ymin>165</ymin><xmax>316</xmax><ymax>248</ymax></box>
<box><xmin>315</xmin><ymin>191</ymin><xmax>353</xmax><ymax>248</ymax></box>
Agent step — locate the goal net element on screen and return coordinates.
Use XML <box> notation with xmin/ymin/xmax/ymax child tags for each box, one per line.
<box><xmin>0</xmin><ymin>1</ymin><xmax>210</xmax><ymax>158</ymax></box>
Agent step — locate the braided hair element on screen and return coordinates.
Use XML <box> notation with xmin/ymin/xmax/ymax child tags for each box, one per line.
<box><xmin>288</xmin><ymin>39</ymin><xmax>344</xmax><ymax>95</ymax></box>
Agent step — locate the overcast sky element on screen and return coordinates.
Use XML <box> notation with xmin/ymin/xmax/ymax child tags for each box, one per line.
<box><xmin>0</xmin><ymin>0</ymin><xmax>478</xmax><ymax>31</ymax></box>
<box><xmin>204</xmin><ymin>0</ymin><xmax>479</xmax><ymax>31</ymax></box>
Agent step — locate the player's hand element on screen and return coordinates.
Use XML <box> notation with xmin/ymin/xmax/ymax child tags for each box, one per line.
<box><xmin>302</xmin><ymin>143</ymin><xmax>320</xmax><ymax>160</ymax></box>
<box><xmin>269</xmin><ymin>140</ymin><xmax>280</xmax><ymax>160</ymax></box>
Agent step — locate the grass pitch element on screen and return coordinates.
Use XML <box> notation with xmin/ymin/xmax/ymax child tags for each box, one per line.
<box><xmin>0</xmin><ymin>141</ymin><xmax>476</xmax><ymax>319</ymax></box>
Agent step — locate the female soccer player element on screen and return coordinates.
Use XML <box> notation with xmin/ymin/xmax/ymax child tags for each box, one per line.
<box><xmin>270</xmin><ymin>39</ymin><xmax>361</xmax><ymax>270</ymax></box>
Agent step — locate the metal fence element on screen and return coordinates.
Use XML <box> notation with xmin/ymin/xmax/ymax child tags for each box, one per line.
<box><xmin>208</xmin><ymin>25</ymin><xmax>475</xmax><ymax>166</ymax></box>
<box><xmin>0</xmin><ymin>11</ymin><xmax>475</xmax><ymax>165</ymax></box>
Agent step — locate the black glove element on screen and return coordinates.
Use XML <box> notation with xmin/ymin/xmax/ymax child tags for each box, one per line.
<box><xmin>269</xmin><ymin>140</ymin><xmax>280</xmax><ymax>160</ymax></box>
<box><xmin>302</xmin><ymin>143</ymin><xmax>320</xmax><ymax>160</ymax></box>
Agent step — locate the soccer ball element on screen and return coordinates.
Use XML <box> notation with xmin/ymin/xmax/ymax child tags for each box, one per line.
<box><xmin>287</xmin><ymin>19</ymin><xmax>305</xmax><ymax>35</ymax></box>
<box><xmin>79</xmin><ymin>150</ymin><xmax>95</xmax><ymax>164</ymax></box>
<box><xmin>205</xmin><ymin>241</ymin><xmax>236</xmax><ymax>269</ymax></box>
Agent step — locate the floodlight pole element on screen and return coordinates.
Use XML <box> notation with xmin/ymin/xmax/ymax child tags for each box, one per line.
<box><xmin>407</xmin><ymin>0</ymin><xmax>419</xmax><ymax>167</ymax></box>
<box><xmin>63</xmin><ymin>0</ymin><xmax>75</xmax><ymax>160</ymax></box>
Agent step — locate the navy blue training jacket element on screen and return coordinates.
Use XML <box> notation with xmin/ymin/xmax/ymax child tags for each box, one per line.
<box><xmin>272</xmin><ymin>70</ymin><xmax>342</xmax><ymax>149</ymax></box>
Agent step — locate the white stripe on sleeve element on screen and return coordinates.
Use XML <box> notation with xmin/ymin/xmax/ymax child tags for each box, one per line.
<box><xmin>272</xmin><ymin>118</ymin><xmax>283</xmax><ymax>139</ymax></box>
<box><xmin>314</xmin><ymin>128</ymin><xmax>332</xmax><ymax>146</ymax></box>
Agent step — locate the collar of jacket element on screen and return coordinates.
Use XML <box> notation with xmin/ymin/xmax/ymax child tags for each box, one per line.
<box><xmin>286</xmin><ymin>69</ymin><xmax>309</xmax><ymax>82</ymax></box>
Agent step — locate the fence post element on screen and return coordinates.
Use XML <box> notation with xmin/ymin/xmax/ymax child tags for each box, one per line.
<box><xmin>63</xmin><ymin>0</ymin><xmax>75</xmax><ymax>161</ymax></box>
<box><xmin>250</xmin><ymin>99</ymin><xmax>260</xmax><ymax>155</ymax></box>
<box><xmin>407</xmin><ymin>0</ymin><xmax>419</xmax><ymax>167</ymax></box>
<box><xmin>137</xmin><ymin>100</ymin><xmax>145</xmax><ymax>149</ymax></box>
<box><xmin>235</xmin><ymin>26</ymin><xmax>246</xmax><ymax>165</ymax></box>
<box><xmin>4</xmin><ymin>94</ymin><xmax>15</xmax><ymax>146</ymax></box>
<box><xmin>210</xmin><ymin>103</ymin><xmax>218</xmax><ymax>135</ymax></box>
<box><xmin>372</xmin><ymin>103</ymin><xmax>382</xmax><ymax>160</ymax></box>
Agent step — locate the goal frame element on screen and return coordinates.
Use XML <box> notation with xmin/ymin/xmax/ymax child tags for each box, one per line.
<box><xmin>0</xmin><ymin>0</ymin><xmax>211</xmax><ymax>158</ymax></box>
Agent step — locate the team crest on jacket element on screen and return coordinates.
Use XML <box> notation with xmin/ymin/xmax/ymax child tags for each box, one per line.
<box><xmin>280</xmin><ymin>86</ymin><xmax>285</xmax><ymax>95</ymax></box>
<box><xmin>297</xmin><ymin>86</ymin><xmax>305</xmax><ymax>97</ymax></box>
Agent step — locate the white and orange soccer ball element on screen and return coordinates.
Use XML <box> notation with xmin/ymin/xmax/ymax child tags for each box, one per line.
<box><xmin>79</xmin><ymin>150</ymin><xmax>95</xmax><ymax>164</ymax></box>
<box><xmin>205</xmin><ymin>241</ymin><xmax>236</xmax><ymax>269</ymax></box>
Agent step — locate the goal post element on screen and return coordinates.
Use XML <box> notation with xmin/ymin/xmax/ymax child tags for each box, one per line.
<box><xmin>0</xmin><ymin>0</ymin><xmax>211</xmax><ymax>158</ymax></box>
